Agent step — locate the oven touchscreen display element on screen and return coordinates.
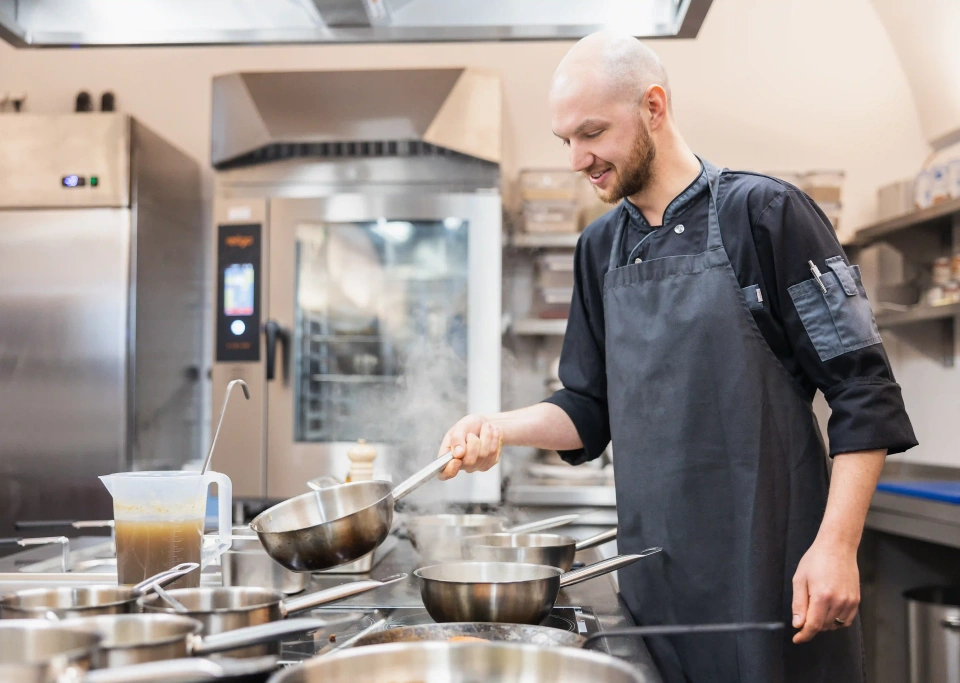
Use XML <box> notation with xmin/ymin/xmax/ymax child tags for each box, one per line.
<box><xmin>224</xmin><ymin>263</ymin><xmax>255</xmax><ymax>316</ymax></box>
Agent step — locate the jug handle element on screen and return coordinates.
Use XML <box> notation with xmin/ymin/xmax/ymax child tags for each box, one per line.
<box><xmin>200</xmin><ymin>471</ymin><xmax>233</xmax><ymax>568</ymax></box>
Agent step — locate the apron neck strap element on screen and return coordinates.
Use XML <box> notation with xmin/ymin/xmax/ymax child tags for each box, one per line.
<box><xmin>606</xmin><ymin>159</ymin><xmax>725</xmax><ymax>274</ymax></box>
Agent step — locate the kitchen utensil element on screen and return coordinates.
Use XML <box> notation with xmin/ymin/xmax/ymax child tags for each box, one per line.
<box><xmin>415</xmin><ymin>551</ymin><xmax>660</xmax><ymax>624</ymax></box>
<box><xmin>0</xmin><ymin>563</ymin><xmax>199</xmax><ymax>619</ymax></box>
<box><xmin>137</xmin><ymin>574</ymin><xmax>407</xmax><ymax>657</ymax></box>
<box><xmin>405</xmin><ymin>512</ymin><xmax>581</xmax><ymax>563</ymax></box>
<box><xmin>251</xmin><ymin>453</ymin><xmax>454</xmax><ymax>572</ymax></box>
<box><xmin>64</xmin><ymin>614</ymin><xmax>327</xmax><ymax>668</ymax></box>
<box><xmin>580</xmin><ymin>621</ymin><xmax>784</xmax><ymax>647</ymax></box>
<box><xmin>82</xmin><ymin>656</ymin><xmax>279</xmax><ymax>683</ymax></box>
<box><xmin>203</xmin><ymin>379</ymin><xmax>250</xmax><ymax>475</ymax></box>
<box><xmin>221</xmin><ymin>528</ymin><xmax>307</xmax><ymax>595</ymax></box>
<box><xmin>350</xmin><ymin>622</ymin><xmax>585</xmax><ymax>648</ymax></box>
<box><xmin>0</xmin><ymin>619</ymin><xmax>103</xmax><ymax>683</ymax></box>
<box><xmin>266</xmin><ymin>641</ymin><xmax>645</xmax><ymax>683</ymax></box>
<box><xmin>149</xmin><ymin>584</ymin><xmax>189</xmax><ymax>614</ymax></box>
<box><xmin>100</xmin><ymin>471</ymin><xmax>232</xmax><ymax>588</ymax></box>
<box><xmin>461</xmin><ymin>528</ymin><xmax>617</xmax><ymax>571</ymax></box>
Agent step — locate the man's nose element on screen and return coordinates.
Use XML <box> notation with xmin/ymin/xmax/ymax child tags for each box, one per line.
<box><xmin>569</xmin><ymin>143</ymin><xmax>594</xmax><ymax>173</ymax></box>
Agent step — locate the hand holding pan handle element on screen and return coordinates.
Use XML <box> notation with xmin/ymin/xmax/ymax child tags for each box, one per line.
<box><xmin>390</xmin><ymin>452</ymin><xmax>455</xmax><ymax>502</ymax></box>
<box><xmin>582</xmin><ymin>622</ymin><xmax>785</xmax><ymax>649</ymax></box>
<box><xmin>558</xmin><ymin>548</ymin><xmax>663</xmax><ymax>589</ymax></box>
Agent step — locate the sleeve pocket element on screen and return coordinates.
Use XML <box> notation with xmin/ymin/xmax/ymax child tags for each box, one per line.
<box><xmin>788</xmin><ymin>257</ymin><xmax>882</xmax><ymax>362</ymax></box>
<box><xmin>741</xmin><ymin>284</ymin><xmax>764</xmax><ymax>311</ymax></box>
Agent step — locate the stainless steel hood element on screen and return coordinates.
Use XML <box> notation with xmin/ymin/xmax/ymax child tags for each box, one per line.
<box><xmin>211</xmin><ymin>68</ymin><xmax>502</xmax><ymax>168</ymax></box>
<box><xmin>0</xmin><ymin>0</ymin><xmax>712</xmax><ymax>47</ymax></box>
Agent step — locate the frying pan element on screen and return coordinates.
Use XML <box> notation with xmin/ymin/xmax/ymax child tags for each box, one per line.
<box><xmin>461</xmin><ymin>528</ymin><xmax>617</xmax><ymax>571</ymax></box>
<box><xmin>251</xmin><ymin>453</ymin><xmax>453</xmax><ymax>572</ymax></box>
<box><xmin>0</xmin><ymin>563</ymin><xmax>198</xmax><ymax>619</ymax></box>
<box><xmin>137</xmin><ymin>574</ymin><xmax>407</xmax><ymax>657</ymax></box>
<box><xmin>414</xmin><ymin>551</ymin><xmax>660</xmax><ymax>624</ymax></box>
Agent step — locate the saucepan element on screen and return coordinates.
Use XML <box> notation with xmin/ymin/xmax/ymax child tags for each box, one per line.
<box><xmin>405</xmin><ymin>512</ymin><xmax>582</xmax><ymax>563</ymax></box>
<box><xmin>414</xmin><ymin>550</ymin><xmax>661</xmax><ymax>625</ymax></box>
<box><xmin>251</xmin><ymin>453</ymin><xmax>454</xmax><ymax>572</ymax></box>
<box><xmin>221</xmin><ymin>527</ymin><xmax>308</xmax><ymax>595</ymax></box>
<box><xmin>461</xmin><ymin>528</ymin><xmax>617</xmax><ymax>571</ymax></box>
<box><xmin>0</xmin><ymin>619</ymin><xmax>278</xmax><ymax>683</ymax></box>
<box><xmin>0</xmin><ymin>563</ymin><xmax>198</xmax><ymax>619</ymax></box>
<box><xmin>137</xmin><ymin>574</ymin><xmax>407</xmax><ymax>657</ymax></box>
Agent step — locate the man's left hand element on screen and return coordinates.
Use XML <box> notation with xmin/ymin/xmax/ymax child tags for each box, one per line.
<box><xmin>791</xmin><ymin>538</ymin><xmax>860</xmax><ymax>644</ymax></box>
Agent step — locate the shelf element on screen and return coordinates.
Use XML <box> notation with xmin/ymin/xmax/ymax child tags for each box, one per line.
<box><xmin>511</xmin><ymin>318</ymin><xmax>567</xmax><ymax>335</ymax></box>
<box><xmin>508</xmin><ymin>232</ymin><xmax>581</xmax><ymax>249</ymax></box>
<box><xmin>875</xmin><ymin>302</ymin><xmax>960</xmax><ymax>328</ymax></box>
<box><xmin>847</xmin><ymin>196</ymin><xmax>960</xmax><ymax>248</ymax></box>
<box><xmin>875</xmin><ymin>303</ymin><xmax>958</xmax><ymax>367</ymax></box>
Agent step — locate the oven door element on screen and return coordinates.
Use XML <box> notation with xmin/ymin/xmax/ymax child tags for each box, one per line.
<box><xmin>265</xmin><ymin>193</ymin><xmax>501</xmax><ymax>503</ymax></box>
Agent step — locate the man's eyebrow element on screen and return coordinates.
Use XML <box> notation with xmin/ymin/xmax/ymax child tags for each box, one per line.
<box><xmin>553</xmin><ymin>119</ymin><xmax>608</xmax><ymax>139</ymax></box>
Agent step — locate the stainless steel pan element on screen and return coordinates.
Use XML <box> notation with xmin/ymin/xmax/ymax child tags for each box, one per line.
<box><xmin>462</xmin><ymin>528</ymin><xmax>617</xmax><ymax>571</ymax></box>
<box><xmin>266</xmin><ymin>641</ymin><xmax>646</xmax><ymax>683</ymax></box>
<box><xmin>251</xmin><ymin>453</ymin><xmax>453</xmax><ymax>572</ymax></box>
<box><xmin>222</xmin><ymin>528</ymin><xmax>307</xmax><ymax>595</ymax></box>
<box><xmin>65</xmin><ymin>614</ymin><xmax>327</xmax><ymax>668</ymax></box>
<box><xmin>405</xmin><ymin>512</ymin><xmax>581</xmax><ymax>563</ymax></box>
<box><xmin>414</xmin><ymin>550</ymin><xmax>660</xmax><ymax>624</ymax></box>
<box><xmin>137</xmin><ymin>574</ymin><xmax>407</xmax><ymax>657</ymax></box>
<box><xmin>0</xmin><ymin>563</ymin><xmax>198</xmax><ymax>619</ymax></box>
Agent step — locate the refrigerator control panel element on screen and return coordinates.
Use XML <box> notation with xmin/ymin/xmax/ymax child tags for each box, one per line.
<box><xmin>216</xmin><ymin>223</ymin><xmax>261</xmax><ymax>362</ymax></box>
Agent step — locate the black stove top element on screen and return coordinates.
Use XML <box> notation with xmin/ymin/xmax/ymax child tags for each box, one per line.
<box><xmin>278</xmin><ymin>606</ymin><xmax>607</xmax><ymax>662</ymax></box>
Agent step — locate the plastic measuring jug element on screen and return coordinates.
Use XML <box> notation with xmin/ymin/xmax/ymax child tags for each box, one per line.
<box><xmin>100</xmin><ymin>471</ymin><xmax>232</xmax><ymax>588</ymax></box>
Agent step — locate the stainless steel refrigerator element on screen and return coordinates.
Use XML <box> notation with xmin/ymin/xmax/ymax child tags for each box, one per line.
<box><xmin>0</xmin><ymin>114</ymin><xmax>204</xmax><ymax>536</ymax></box>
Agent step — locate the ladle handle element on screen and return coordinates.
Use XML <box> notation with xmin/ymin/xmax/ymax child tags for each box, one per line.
<box><xmin>280</xmin><ymin>573</ymin><xmax>408</xmax><ymax>615</ymax></box>
<box><xmin>81</xmin><ymin>656</ymin><xmax>278</xmax><ymax>683</ymax></box>
<box><xmin>507</xmin><ymin>513</ymin><xmax>580</xmax><ymax>534</ymax></box>
<box><xmin>574</xmin><ymin>528</ymin><xmax>618</xmax><ymax>551</ymax></box>
<box><xmin>132</xmin><ymin>562</ymin><xmax>200</xmax><ymax>595</ymax></box>
<box><xmin>192</xmin><ymin>618</ymin><xmax>329</xmax><ymax>656</ymax></box>
<box><xmin>558</xmin><ymin>548</ymin><xmax>661</xmax><ymax>589</ymax></box>
<box><xmin>581</xmin><ymin>622</ymin><xmax>785</xmax><ymax>649</ymax></box>
<box><xmin>390</xmin><ymin>452</ymin><xmax>455</xmax><ymax>502</ymax></box>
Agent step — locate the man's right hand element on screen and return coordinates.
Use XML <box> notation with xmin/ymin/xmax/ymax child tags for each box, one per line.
<box><xmin>437</xmin><ymin>415</ymin><xmax>503</xmax><ymax>480</ymax></box>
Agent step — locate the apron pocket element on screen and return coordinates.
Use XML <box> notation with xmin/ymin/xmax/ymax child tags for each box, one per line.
<box><xmin>788</xmin><ymin>263</ymin><xmax>882</xmax><ymax>362</ymax></box>
<box><xmin>741</xmin><ymin>284</ymin><xmax>764</xmax><ymax>311</ymax></box>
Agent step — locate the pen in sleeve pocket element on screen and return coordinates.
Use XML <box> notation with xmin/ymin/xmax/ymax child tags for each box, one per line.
<box><xmin>808</xmin><ymin>260</ymin><xmax>827</xmax><ymax>294</ymax></box>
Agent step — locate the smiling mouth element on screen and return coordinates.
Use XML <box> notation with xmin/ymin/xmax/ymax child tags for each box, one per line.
<box><xmin>588</xmin><ymin>168</ymin><xmax>611</xmax><ymax>184</ymax></box>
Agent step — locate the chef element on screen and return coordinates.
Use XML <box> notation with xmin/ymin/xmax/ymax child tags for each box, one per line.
<box><xmin>437</xmin><ymin>32</ymin><xmax>917</xmax><ymax>682</ymax></box>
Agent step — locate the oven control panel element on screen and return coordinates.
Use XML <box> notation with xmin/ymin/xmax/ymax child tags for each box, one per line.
<box><xmin>216</xmin><ymin>223</ymin><xmax>261</xmax><ymax>362</ymax></box>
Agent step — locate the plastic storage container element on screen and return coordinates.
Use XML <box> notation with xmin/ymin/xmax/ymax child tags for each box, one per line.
<box><xmin>523</xmin><ymin>200</ymin><xmax>579</xmax><ymax>233</ymax></box>
<box><xmin>904</xmin><ymin>586</ymin><xmax>960</xmax><ymax>683</ymax></box>
<box><xmin>519</xmin><ymin>169</ymin><xmax>580</xmax><ymax>201</ymax></box>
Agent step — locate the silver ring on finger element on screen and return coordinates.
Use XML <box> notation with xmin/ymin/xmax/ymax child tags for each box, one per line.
<box><xmin>834</xmin><ymin>617</ymin><xmax>845</xmax><ymax>626</ymax></box>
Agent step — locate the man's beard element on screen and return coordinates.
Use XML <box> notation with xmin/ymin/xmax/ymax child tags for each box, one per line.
<box><xmin>593</xmin><ymin>120</ymin><xmax>656</xmax><ymax>204</ymax></box>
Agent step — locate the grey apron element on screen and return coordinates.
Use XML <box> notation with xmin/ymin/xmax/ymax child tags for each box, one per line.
<box><xmin>603</xmin><ymin>161</ymin><xmax>864</xmax><ymax>683</ymax></box>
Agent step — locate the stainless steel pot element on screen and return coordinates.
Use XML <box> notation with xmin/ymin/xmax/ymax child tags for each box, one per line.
<box><xmin>406</xmin><ymin>512</ymin><xmax>581</xmax><ymax>563</ymax></box>
<box><xmin>251</xmin><ymin>453</ymin><xmax>453</xmax><ymax>572</ymax></box>
<box><xmin>222</xmin><ymin>528</ymin><xmax>307</xmax><ymax>595</ymax></box>
<box><xmin>265</xmin><ymin>641</ymin><xmax>646</xmax><ymax>683</ymax></box>
<box><xmin>137</xmin><ymin>574</ymin><xmax>407</xmax><ymax>657</ymax></box>
<box><xmin>414</xmin><ymin>551</ymin><xmax>660</xmax><ymax>624</ymax></box>
<box><xmin>0</xmin><ymin>620</ymin><xmax>103</xmax><ymax>683</ymax></box>
<box><xmin>461</xmin><ymin>528</ymin><xmax>617</xmax><ymax>571</ymax></box>
<box><xmin>0</xmin><ymin>563</ymin><xmax>199</xmax><ymax>619</ymax></box>
<box><xmin>65</xmin><ymin>614</ymin><xmax>327</xmax><ymax>668</ymax></box>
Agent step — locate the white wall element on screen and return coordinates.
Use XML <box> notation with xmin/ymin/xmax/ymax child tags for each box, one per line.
<box><xmin>2</xmin><ymin>0</ymin><xmax>954</xmax><ymax>465</ymax></box>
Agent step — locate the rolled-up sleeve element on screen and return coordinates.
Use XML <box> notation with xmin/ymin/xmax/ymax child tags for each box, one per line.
<box><xmin>755</xmin><ymin>189</ymin><xmax>918</xmax><ymax>456</ymax></box>
<box><xmin>542</xmin><ymin>235</ymin><xmax>611</xmax><ymax>465</ymax></box>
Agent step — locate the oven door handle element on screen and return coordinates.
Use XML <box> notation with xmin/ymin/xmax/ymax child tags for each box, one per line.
<box><xmin>264</xmin><ymin>320</ymin><xmax>290</xmax><ymax>382</ymax></box>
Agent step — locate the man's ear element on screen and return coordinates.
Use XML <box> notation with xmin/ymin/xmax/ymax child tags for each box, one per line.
<box><xmin>644</xmin><ymin>84</ymin><xmax>669</xmax><ymax>131</ymax></box>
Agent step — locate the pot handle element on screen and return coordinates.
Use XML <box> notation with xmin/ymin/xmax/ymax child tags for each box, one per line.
<box><xmin>558</xmin><ymin>549</ymin><xmax>661</xmax><ymax>589</ymax></box>
<box><xmin>390</xmin><ymin>452</ymin><xmax>455</xmax><ymax>502</ymax></box>
<box><xmin>191</xmin><ymin>618</ymin><xmax>329</xmax><ymax>656</ymax></box>
<box><xmin>279</xmin><ymin>573</ymin><xmax>408</xmax><ymax>616</ymax></box>
<box><xmin>132</xmin><ymin>562</ymin><xmax>200</xmax><ymax>595</ymax></box>
<box><xmin>942</xmin><ymin>617</ymin><xmax>960</xmax><ymax>631</ymax></box>
<box><xmin>80</xmin><ymin>656</ymin><xmax>278</xmax><ymax>683</ymax></box>
<box><xmin>581</xmin><ymin>622</ymin><xmax>785</xmax><ymax>649</ymax></box>
<box><xmin>507</xmin><ymin>514</ymin><xmax>580</xmax><ymax>534</ymax></box>
<box><xmin>574</xmin><ymin>528</ymin><xmax>618</xmax><ymax>551</ymax></box>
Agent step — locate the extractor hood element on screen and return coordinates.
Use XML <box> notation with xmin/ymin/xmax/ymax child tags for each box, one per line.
<box><xmin>0</xmin><ymin>0</ymin><xmax>712</xmax><ymax>48</ymax></box>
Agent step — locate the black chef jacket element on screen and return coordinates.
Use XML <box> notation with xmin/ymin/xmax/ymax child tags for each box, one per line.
<box><xmin>544</xmin><ymin>165</ymin><xmax>918</xmax><ymax>464</ymax></box>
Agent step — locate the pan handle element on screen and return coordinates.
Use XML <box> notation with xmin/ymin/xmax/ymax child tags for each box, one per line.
<box><xmin>390</xmin><ymin>452</ymin><xmax>455</xmax><ymax>502</ymax></box>
<box><xmin>506</xmin><ymin>513</ymin><xmax>580</xmax><ymax>534</ymax></box>
<box><xmin>191</xmin><ymin>618</ymin><xmax>329</xmax><ymax>656</ymax></box>
<box><xmin>574</xmin><ymin>528</ymin><xmax>618</xmax><ymax>552</ymax></box>
<box><xmin>558</xmin><ymin>549</ymin><xmax>661</xmax><ymax>589</ymax></box>
<box><xmin>581</xmin><ymin>622</ymin><xmax>785</xmax><ymax>649</ymax></box>
<box><xmin>279</xmin><ymin>573</ymin><xmax>409</xmax><ymax>616</ymax></box>
<box><xmin>132</xmin><ymin>562</ymin><xmax>200</xmax><ymax>595</ymax></box>
<box><xmin>81</xmin><ymin>656</ymin><xmax>279</xmax><ymax>683</ymax></box>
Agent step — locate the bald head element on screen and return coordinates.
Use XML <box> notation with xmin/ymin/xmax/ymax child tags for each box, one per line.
<box><xmin>551</xmin><ymin>31</ymin><xmax>670</xmax><ymax>108</ymax></box>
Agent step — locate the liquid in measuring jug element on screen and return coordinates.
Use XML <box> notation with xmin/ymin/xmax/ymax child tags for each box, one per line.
<box><xmin>115</xmin><ymin>518</ymin><xmax>203</xmax><ymax>589</ymax></box>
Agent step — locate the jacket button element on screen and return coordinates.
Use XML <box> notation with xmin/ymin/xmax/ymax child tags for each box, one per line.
<box><xmin>634</xmin><ymin>258</ymin><xmax>642</xmax><ymax>264</ymax></box>
<box><xmin>674</xmin><ymin>224</ymin><xmax>685</xmax><ymax>234</ymax></box>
